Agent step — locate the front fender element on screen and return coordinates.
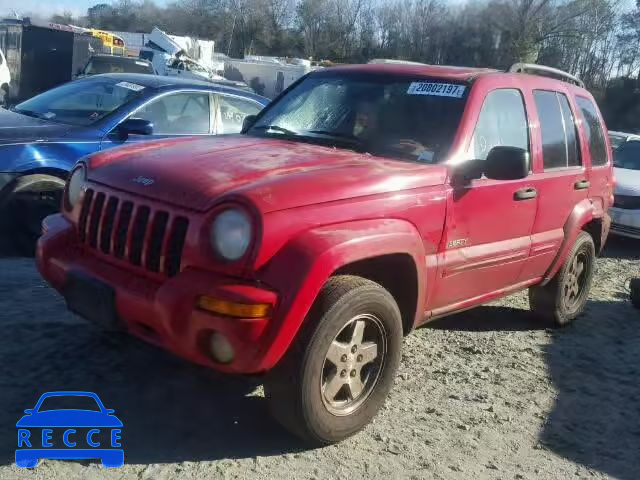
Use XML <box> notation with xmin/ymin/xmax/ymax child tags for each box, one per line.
<box><xmin>542</xmin><ymin>198</ymin><xmax>600</xmax><ymax>284</ymax></box>
<box><xmin>255</xmin><ymin>218</ymin><xmax>427</xmax><ymax>371</ymax></box>
<box><xmin>0</xmin><ymin>142</ymin><xmax>98</xmax><ymax>174</ymax></box>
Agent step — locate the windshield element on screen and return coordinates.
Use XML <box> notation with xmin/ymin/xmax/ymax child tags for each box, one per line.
<box><xmin>38</xmin><ymin>395</ymin><xmax>101</xmax><ymax>412</ymax></box>
<box><xmin>14</xmin><ymin>78</ymin><xmax>147</xmax><ymax>126</ymax></box>
<box><xmin>613</xmin><ymin>140</ymin><xmax>640</xmax><ymax>170</ymax></box>
<box><xmin>249</xmin><ymin>73</ymin><xmax>468</xmax><ymax>163</ymax></box>
<box><xmin>83</xmin><ymin>57</ymin><xmax>153</xmax><ymax>75</ymax></box>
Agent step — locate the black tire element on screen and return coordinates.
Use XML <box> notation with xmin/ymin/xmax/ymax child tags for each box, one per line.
<box><xmin>529</xmin><ymin>231</ymin><xmax>595</xmax><ymax>326</ymax></box>
<box><xmin>5</xmin><ymin>174</ymin><xmax>65</xmax><ymax>255</ymax></box>
<box><xmin>264</xmin><ymin>275</ymin><xmax>403</xmax><ymax>445</ymax></box>
<box><xmin>0</xmin><ymin>84</ymin><xmax>8</xmax><ymax>107</ymax></box>
<box><xmin>630</xmin><ymin>278</ymin><xmax>640</xmax><ymax>309</ymax></box>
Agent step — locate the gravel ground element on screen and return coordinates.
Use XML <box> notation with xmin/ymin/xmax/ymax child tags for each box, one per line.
<box><xmin>0</xmin><ymin>236</ymin><xmax>638</xmax><ymax>480</ymax></box>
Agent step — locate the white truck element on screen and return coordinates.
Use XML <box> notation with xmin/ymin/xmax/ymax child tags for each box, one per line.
<box><xmin>140</xmin><ymin>27</ymin><xmax>223</xmax><ymax>82</ymax></box>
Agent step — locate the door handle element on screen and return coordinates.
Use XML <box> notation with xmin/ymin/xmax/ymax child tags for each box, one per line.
<box><xmin>514</xmin><ymin>187</ymin><xmax>537</xmax><ymax>201</ymax></box>
<box><xmin>574</xmin><ymin>179</ymin><xmax>590</xmax><ymax>190</ymax></box>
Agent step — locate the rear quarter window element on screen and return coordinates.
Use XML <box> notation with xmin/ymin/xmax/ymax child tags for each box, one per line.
<box><xmin>576</xmin><ymin>96</ymin><xmax>608</xmax><ymax>166</ymax></box>
<box><xmin>533</xmin><ymin>90</ymin><xmax>581</xmax><ymax>169</ymax></box>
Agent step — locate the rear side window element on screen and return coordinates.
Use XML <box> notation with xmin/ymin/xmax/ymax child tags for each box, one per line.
<box><xmin>468</xmin><ymin>89</ymin><xmax>529</xmax><ymax>161</ymax></box>
<box><xmin>576</xmin><ymin>96</ymin><xmax>608</xmax><ymax>166</ymax></box>
<box><xmin>534</xmin><ymin>90</ymin><xmax>581</xmax><ymax>169</ymax></box>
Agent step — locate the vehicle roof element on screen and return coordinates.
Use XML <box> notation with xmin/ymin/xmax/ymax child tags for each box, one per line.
<box><xmin>90</xmin><ymin>54</ymin><xmax>150</xmax><ymax>63</ymax></box>
<box><xmin>320</xmin><ymin>63</ymin><xmax>499</xmax><ymax>81</ymax></box>
<box><xmin>316</xmin><ymin>63</ymin><xmax>589</xmax><ymax>91</ymax></box>
<box><xmin>609</xmin><ymin>130</ymin><xmax>640</xmax><ymax>140</ymax></box>
<box><xmin>82</xmin><ymin>73</ymin><xmax>269</xmax><ymax>104</ymax></box>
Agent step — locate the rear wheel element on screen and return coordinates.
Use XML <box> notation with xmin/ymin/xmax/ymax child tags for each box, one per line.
<box><xmin>529</xmin><ymin>231</ymin><xmax>595</xmax><ymax>326</ymax></box>
<box><xmin>264</xmin><ymin>275</ymin><xmax>403</xmax><ymax>445</ymax></box>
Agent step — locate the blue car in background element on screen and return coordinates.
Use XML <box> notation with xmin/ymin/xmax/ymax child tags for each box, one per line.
<box><xmin>0</xmin><ymin>73</ymin><xmax>268</xmax><ymax>250</ymax></box>
<box><xmin>16</xmin><ymin>391</ymin><xmax>124</xmax><ymax>468</ymax></box>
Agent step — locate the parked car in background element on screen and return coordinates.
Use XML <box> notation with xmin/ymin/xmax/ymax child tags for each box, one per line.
<box><xmin>0</xmin><ymin>73</ymin><xmax>268</xmax><ymax>250</ymax></box>
<box><xmin>608</xmin><ymin>130</ymin><xmax>640</xmax><ymax>149</ymax></box>
<box><xmin>609</xmin><ymin>131</ymin><xmax>640</xmax><ymax>239</ymax></box>
<box><xmin>77</xmin><ymin>55</ymin><xmax>155</xmax><ymax>77</ymax></box>
<box><xmin>37</xmin><ymin>63</ymin><xmax>612</xmax><ymax>445</ymax></box>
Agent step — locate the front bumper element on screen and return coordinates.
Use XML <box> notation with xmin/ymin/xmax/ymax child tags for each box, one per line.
<box><xmin>609</xmin><ymin>207</ymin><xmax>640</xmax><ymax>240</ymax></box>
<box><xmin>36</xmin><ymin>214</ymin><xmax>280</xmax><ymax>374</ymax></box>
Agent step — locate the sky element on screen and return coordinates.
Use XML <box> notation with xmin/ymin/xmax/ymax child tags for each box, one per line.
<box><xmin>0</xmin><ymin>0</ymin><xmax>171</xmax><ymax>18</ymax></box>
<box><xmin>0</xmin><ymin>0</ymin><xmax>636</xmax><ymax>21</ymax></box>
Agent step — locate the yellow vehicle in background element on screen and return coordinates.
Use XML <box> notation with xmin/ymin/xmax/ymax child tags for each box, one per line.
<box><xmin>88</xmin><ymin>29</ymin><xmax>125</xmax><ymax>56</ymax></box>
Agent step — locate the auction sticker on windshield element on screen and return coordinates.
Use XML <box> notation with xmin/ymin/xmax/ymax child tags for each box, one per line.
<box><xmin>116</xmin><ymin>82</ymin><xmax>145</xmax><ymax>92</ymax></box>
<box><xmin>407</xmin><ymin>82</ymin><xmax>465</xmax><ymax>98</ymax></box>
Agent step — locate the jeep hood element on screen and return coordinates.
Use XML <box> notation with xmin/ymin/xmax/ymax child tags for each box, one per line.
<box><xmin>87</xmin><ymin>136</ymin><xmax>448</xmax><ymax>212</ymax></box>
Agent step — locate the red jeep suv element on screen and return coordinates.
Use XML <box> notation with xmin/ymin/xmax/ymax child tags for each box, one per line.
<box><xmin>37</xmin><ymin>62</ymin><xmax>613</xmax><ymax>445</ymax></box>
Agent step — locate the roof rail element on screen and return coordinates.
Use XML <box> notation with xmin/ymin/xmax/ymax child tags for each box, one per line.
<box><xmin>508</xmin><ymin>63</ymin><xmax>584</xmax><ymax>88</ymax></box>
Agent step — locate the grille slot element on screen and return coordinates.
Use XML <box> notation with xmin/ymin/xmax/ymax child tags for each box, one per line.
<box><xmin>77</xmin><ymin>189</ymin><xmax>188</xmax><ymax>277</ymax></box>
<box><xmin>113</xmin><ymin>201</ymin><xmax>133</xmax><ymax>258</ymax></box>
<box><xmin>129</xmin><ymin>206</ymin><xmax>150</xmax><ymax>266</ymax></box>
<box><xmin>78</xmin><ymin>188</ymin><xmax>94</xmax><ymax>242</ymax></box>
<box><xmin>100</xmin><ymin>197</ymin><xmax>119</xmax><ymax>254</ymax></box>
<box><xmin>165</xmin><ymin>217</ymin><xmax>189</xmax><ymax>277</ymax></box>
<box><xmin>88</xmin><ymin>192</ymin><xmax>106</xmax><ymax>248</ymax></box>
<box><xmin>145</xmin><ymin>211</ymin><xmax>169</xmax><ymax>272</ymax></box>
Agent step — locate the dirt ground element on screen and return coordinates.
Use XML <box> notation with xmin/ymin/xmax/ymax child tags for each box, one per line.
<box><xmin>0</xmin><ymin>236</ymin><xmax>638</xmax><ymax>480</ymax></box>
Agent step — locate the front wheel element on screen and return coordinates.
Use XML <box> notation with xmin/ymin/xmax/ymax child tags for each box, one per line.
<box><xmin>6</xmin><ymin>175</ymin><xmax>65</xmax><ymax>254</ymax></box>
<box><xmin>529</xmin><ymin>231</ymin><xmax>595</xmax><ymax>326</ymax></box>
<box><xmin>264</xmin><ymin>275</ymin><xmax>403</xmax><ymax>445</ymax></box>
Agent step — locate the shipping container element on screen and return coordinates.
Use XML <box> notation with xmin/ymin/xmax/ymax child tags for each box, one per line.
<box><xmin>0</xmin><ymin>19</ymin><xmax>103</xmax><ymax>103</ymax></box>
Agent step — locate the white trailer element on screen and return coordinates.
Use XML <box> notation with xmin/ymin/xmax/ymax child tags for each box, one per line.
<box><xmin>224</xmin><ymin>58</ymin><xmax>312</xmax><ymax>99</ymax></box>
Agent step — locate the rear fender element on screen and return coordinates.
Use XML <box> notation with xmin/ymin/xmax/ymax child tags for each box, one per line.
<box><xmin>256</xmin><ymin>218</ymin><xmax>427</xmax><ymax>371</ymax></box>
<box><xmin>542</xmin><ymin>198</ymin><xmax>598</xmax><ymax>284</ymax></box>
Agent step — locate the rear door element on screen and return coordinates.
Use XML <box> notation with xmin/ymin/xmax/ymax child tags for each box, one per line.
<box><xmin>431</xmin><ymin>87</ymin><xmax>538</xmax><ymax>310</ymax></box>
<box><xmin>213</xmin><ymin>93</ymin><xmax>264</xmax><ymax>134</ymax></box>
<box><xmin>519</xmin><ymin>89</ymin><xmax>588</xmax><ymax>281</ymax></box>
<box><xmin>575</xmin><ymin>96</ymin><xmax>613</xmax><ymax>225</ymax></box>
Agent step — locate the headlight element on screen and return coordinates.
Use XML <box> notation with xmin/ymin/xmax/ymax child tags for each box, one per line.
<box><xmin>66</xmin><ymin>165</ymin><xmax>86</xmax><ymax>210</ymax></box>
<box><xmin>210</xmin><ymin>208</ymin><xmax>252</xmax><ymax>261</ymax></box>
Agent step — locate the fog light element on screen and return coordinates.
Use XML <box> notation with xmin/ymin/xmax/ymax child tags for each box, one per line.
<box><xmin>208</xmin><ymin>332</ymin><xmax>235</xmax><ymax>364</ymax></box>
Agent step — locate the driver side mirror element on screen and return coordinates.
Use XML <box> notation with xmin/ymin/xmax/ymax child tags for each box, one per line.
<box><xmin>241</xmin><ymin>114</ymin><xmax>257</xmax><ymax>133</ymax></box>
<box><xmin>484</xmin><ymin>146</ymin><xmax>530</xmax><ymax>180</ymax></box>
<box><xmin>117</xmin><ymin>118</ymin><xmax>153</xmax><ymax>138</ymax></box>
<box><xmin>451</xmin><ymin>146</ymin><xmax>530</xmax><ymax>185</ymax></box>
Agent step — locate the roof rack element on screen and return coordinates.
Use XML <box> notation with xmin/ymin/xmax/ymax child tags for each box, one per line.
<box><xmin>508</xmin><ymin>63</ymin><xmax>584</xmax><ymax>88</ymax></box>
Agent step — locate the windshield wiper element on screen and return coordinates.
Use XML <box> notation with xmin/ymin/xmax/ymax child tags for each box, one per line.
<box><xmin>13</xmin><ymin>108</ymin><xmax>47</xmax><ymax>120</ymax></box>
<box><xmin>253</xmin><ymin>125</ymin><xmax>299</xmax><ymax>136</ymax></box>
<box><xmin>306</xmin><ymin>130</ymin><xmax>366</xmax><ymax>150</ymax></box>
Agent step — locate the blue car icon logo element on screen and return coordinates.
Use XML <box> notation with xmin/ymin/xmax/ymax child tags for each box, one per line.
<box><xmin>16</xmin><ymin>391</ymin><xmax>123</xmax><ymax>468</ymax></box>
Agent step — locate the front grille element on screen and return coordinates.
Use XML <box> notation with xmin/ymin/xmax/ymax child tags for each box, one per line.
<box><xmin>613</xmin><ymin>195</ymin><xmax>640</xmax><ymax>210</ymax></box>
<box><xmin>78</xmin><ymin>188</ymin><xmax>189</xmax><ymax>277</ymax></box>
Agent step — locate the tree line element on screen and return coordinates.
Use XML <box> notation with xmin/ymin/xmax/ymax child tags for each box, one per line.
<box><xmin>50</xmin><ymin>0</ymin><xmax>640</xmax><ymax>132</ymax></box>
